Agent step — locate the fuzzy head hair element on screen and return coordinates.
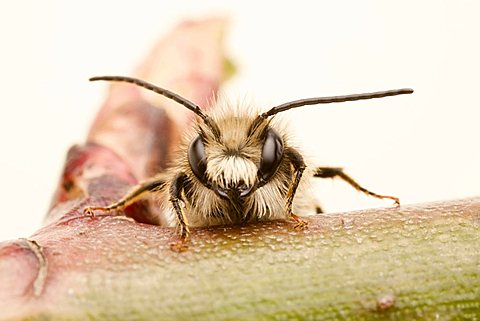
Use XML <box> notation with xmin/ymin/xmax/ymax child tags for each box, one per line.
<box><xmin>191</xmin><ymin>100</ymin><xmax>284</xmax><ymax>194</ymax></box>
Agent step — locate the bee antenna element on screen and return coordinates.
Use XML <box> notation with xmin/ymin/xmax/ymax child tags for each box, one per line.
<box><xmin>260</xmin><ymin>88</ymin><xmax>414</xmax><ymax>118</ymax></box>
<box><xmin>89</xmin><ymin>76</ymin><xmax>221</xmax><ymax>137</ymax></box>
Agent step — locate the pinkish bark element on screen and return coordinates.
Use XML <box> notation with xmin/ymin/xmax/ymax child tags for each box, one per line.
<box><xmin>0</xmin><ymin>18</ymin><xmax>229</xmax><ymax>319</ymax></box>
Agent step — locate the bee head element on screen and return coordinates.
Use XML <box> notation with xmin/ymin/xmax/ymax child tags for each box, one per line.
<box><xmin>188</xmin><ymin>108</ymin><xmax>284</xmax><ymax>200</ymax></box>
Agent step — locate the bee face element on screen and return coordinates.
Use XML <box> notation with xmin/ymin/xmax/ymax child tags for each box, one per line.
<box><xmin>187</xmin><ymin>112</ymin><xmax>285</xmax><ymax>202</ymax></box>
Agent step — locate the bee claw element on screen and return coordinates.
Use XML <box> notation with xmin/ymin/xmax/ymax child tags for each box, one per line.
<box><xmin>392</xmin><ymin>197</ymin><xmax>401</xmax><ymax>207</ymax></box>
<box><xmin>380</xmin><ymin>195</ymin><xmax>400</xmax><ymax>207</ymax></box>
<box><xmin>83</xmin><ymin>207</ymin><xmax>96</xmax><ymax>218</ymax></box>
<box><xmin>170</xmin><ymin>227</ymin><xmax>191</xmax><ymax>252</ymax></box>
<box><xmin>294</xmin><ymin>220</ymin><xmax>309</xmax><ymax>230</ymax></box>
<box><xmin>170</xmin><ymin>238</ymin><xmax>190</xmax><ymax>252</ymax></box>
<box><xmin>289</xmin><ymin>213</ymin><xmax>309</xmax><ymax>230</ymax></box>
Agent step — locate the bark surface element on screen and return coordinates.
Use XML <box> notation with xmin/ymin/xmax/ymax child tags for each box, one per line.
<box><xmin>0</xmin><ymin>18</ymin><xmax>478</xmax><ymax>321</ymax></box>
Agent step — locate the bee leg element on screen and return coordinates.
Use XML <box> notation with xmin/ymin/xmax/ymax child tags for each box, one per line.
<box><xmin>285</xmin><ymin>147</ymin><xmax>308</xmax><ymax>229</ymax></box>
<box><xmin>313</xmin><ymin>167</ymin><xmax>400</xmax><ymax>205</ymax></box>
<box><xmin>169</xmin><ymin>173</ymin><xmax>191</xmax><ymax>252</ymax></box>
<box><xmin>83</xmin><ymin>179</ymin><xmax>166</xmax><ymax>216</ymax></box>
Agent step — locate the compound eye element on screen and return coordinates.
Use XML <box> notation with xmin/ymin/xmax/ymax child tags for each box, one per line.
<box><xmin>258</xmin><ymin>129</ymin><xmax>284</xmax><ymax>182</ymax></box>
<box><xmin>188</xmin><ymin>135</ymin><xmax>208</xmax><ymax>184</ymax></box>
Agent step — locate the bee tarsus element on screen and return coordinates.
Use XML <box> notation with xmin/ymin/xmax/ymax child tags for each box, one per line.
<box><xmin>170</xmin><ymin>173</ymin><xmax>190</xmax><ymax>241</ymax></box>
<box><xmin>284</xmin><ymin>147</ymin><xmax>307</xmax><ymax>216</ymax></box>
<box><xmin>313</xmin><ymin>167</ymin><xmax>400</xmax><ymax>206</ymax></box>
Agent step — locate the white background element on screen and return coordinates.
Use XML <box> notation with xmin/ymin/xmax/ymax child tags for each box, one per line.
<box><xmin>1</xmin><ymin>1</ymin><xmax>479</xmax><ymax>240</ymax></box>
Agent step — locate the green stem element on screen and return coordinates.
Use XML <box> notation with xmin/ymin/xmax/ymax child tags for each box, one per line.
<box><xmin>2</xmin><ymin>198</ymin><xmax>479</xmax><ymax>320</ymax></box>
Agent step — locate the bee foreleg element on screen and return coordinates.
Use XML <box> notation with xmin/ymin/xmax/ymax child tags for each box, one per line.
<box><xmin>313</xmin><ymin>167</ymin><xmax>400</xmax><ymax>205</ymax></box>
<box><xmin>169</xmin><ymin>173</ymin><xmax>190</xmax><ymax>252</ymax></box>
<box><xmin>284</xmin><ymin>147</ymin><xmax>308</xmax><ymax>228</ymax></box>
<box><xmin>83</xmin><ymin>178</ymin><xmax>165</xmax><ymax>216</ymax></box>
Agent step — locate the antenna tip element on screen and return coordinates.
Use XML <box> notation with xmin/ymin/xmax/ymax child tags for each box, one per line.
<box><xmin>89</xmin><ymin>76</ymin><xmax>105</xmax><ymax>82</ymax></box>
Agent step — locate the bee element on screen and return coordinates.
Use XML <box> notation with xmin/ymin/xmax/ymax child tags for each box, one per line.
<box><xmin>84</xmin><ymin>76</ymin><xmax>413</xmax><ymax>251</ymax></box>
